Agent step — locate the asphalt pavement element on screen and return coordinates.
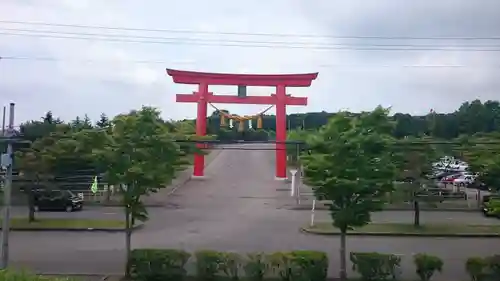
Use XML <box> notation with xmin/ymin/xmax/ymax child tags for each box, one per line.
<box><xmin>7</xmin><ymin>144</ymin><xmax>500</xmax><ymax>281</ymax></box>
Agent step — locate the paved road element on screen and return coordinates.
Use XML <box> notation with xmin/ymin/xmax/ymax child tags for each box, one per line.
<box><xmin>8</xmin><ymin>144</ymin><xmax>500</xmax><ymax>281</ymax></box>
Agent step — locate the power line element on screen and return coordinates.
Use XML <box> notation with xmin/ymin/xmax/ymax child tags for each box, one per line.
<box><xmin>2</xmin><ymin>27</ymin><xmax>500</xmax><ymax>49</ymax></box>
<box><xmin>2</xmin><ymin>20</ymin><xmax>500</xmax><ymax>41</ymax></box>
<box><xmin>3</xmin><ymin>32</ymin><xmax>500</xmax><ymax>52</ymax></box>
<box><xmin>2</xmin><ymin>55</ymin><xmax>500</xmax><ymax>69</ymax></box>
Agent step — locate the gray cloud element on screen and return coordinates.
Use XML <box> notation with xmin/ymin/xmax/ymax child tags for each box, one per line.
<box><xmin>1</xmin><ymin>0</ymin><xmax>499</xmax><ymax>124</ymax></box>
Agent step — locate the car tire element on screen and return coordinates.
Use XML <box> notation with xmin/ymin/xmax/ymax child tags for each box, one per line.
<box><xmin>65</xmin><ymin>205</ymin><xmax>73</xmax><ymax>212</ymax></box>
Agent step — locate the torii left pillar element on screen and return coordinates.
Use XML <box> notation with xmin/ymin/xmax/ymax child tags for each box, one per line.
<box><xmin>167</xmin><ymin>68</ymin><xmax>318</xmax><ymax>180</ymax></box>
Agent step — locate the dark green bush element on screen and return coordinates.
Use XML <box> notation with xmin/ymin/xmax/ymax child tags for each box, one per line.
<box><xmin>268</xmin><ymin>252</ymin><xmax>297</xmax><ymax>281</ymax></box>
<box><xmin>267</xmin><ymin>251</ymin><xmax>328</xmax><ymax>281</ymax></box>
<box><xmin>195</xmin><ymin>250</ymin><xmax>227</xmax><ymax>281</ymax></box>
<box><xmin>350</xmin><ymin>252</ymin><xmax>401</xmax><ymax>281</ymax></box>
<box><xmin>485</xmin><ymin>255</ymin><xmax>500</xmax><ymax>280</ymax></box>
<box><xmin>243</xmin><ymin>253</ymin><xmax>269</xmax><ymax>281</ymax></box>
<box><xmin>129</xmin><ymin>249</ymin><xmax>191</xmax><ymax>281</ymax></box>
<box><xmin>219</xmin><ymin>252</ymin><xmax>242</xmax><ymax>280</ymax></box>
<box><xmin>466</xmin><ymin>257</ymin><xmax>488</xmax><ymax>281</ymax></box>
<box><xmin>290</xmin><ymin>250</ymin><xmax>328</xmax><ymax>281</ymax></box>
<box><xmin>413</xmin><ymin>253</ymin><xmax>443</xmax><ymax>281</ymax></box>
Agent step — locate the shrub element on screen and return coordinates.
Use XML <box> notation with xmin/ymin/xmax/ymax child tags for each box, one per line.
<box><xmin>350</xmin><ymin>252</ymin><xmax>401</xmax><ymax>281</ymax></box>
<box><xmin>413</xmin><ymin>253</ymin><xmax>443</xmax><ymax>281</ymax></box>
<box><xmin>219</xmin><ymin>252</ymin><xmax>242</xmax><ymax>280</ymax></box>
<box><xmin>268</xmin><ymin>252</ymin><xmax>297</xmax><ymax>281</ymax></box>
<box><xmin>466</xmin><ymin>257</ymin><xmax>488</xmax><ymax>281</ymax></box>
<box><xmin>485</xmin><ymin>254</ymin><xmax>500</xmax><ymax>280</ymax></box>
<box><xmin>129</xmin><ymin>249</ymin><xmax>191</xmax><ymax>281</ymax></box>
<box><xmin>290</xmin><ymin>251</ymin><xmax>328</xmax><ymax>281</ymax></box>
<box><xmin>195</xmin><ymin>250</ymin><xmax>227</xmax><ymax>281</ymax></box>
<box><xmin>243</xmin><ymin>253</ymin><xmax>269</xmax><ymax>281</ymax></box>
<box><xmin>267</xmin><ymin>251</ymin><xmax>328</xmax><ymax>281</ymax></box>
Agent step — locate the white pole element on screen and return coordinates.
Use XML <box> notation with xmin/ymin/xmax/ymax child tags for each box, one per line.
<box><xmin>290</xmin><ymin>169</ymin><xmax>298</xmax><ymax>197</ymax></box>
<box><xmin>310</xmin><ymin>199</ymin><xmax>316</xmax><ymax>227</ymax></box>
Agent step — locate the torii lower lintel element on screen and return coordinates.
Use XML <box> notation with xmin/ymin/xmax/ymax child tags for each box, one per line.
<box><xmin>167</xmin><ymin>68</ymin><xmax>318</xmax><ymax>180</ymax></box>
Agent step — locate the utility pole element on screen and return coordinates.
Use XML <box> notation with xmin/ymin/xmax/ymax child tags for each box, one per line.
<box><xmin>0</xmin><ymin>102</ymin><xmax>15</xmax><ymax>269</ymax></box>
<box><xmin>2</xmin><ymin>106</ymin><xmax>5</xmax><ymax>136</ymax></box>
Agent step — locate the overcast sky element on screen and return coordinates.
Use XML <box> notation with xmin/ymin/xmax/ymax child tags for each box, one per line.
<box><xmin>1</xmin><ymin>0</ymin><xmax>500</xmax><ymax>124</ymax></box>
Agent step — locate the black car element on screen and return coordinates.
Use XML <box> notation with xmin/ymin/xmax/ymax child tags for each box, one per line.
<box><xmin>33</xmin><ymin>189</ymin><xmax>83</xmax><ymax>212</ymax></box>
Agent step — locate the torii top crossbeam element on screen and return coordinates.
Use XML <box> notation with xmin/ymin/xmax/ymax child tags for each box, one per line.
<box><xmin>166</xmin><ymin>68</ymin><xmax>318</xmax><ymax>87</ymax></box>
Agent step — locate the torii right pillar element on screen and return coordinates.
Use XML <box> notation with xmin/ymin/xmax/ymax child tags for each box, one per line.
<box><xmin>273</xmin><ymin>78</ymin><xmax>317</xmax><ymax>180</ymax></box>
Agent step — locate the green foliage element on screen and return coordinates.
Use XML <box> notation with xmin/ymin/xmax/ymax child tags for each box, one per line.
<box><xmin>350</xmin><ymin>252</ymin><xmax>401</xmax><ymax>281</ymax></box>
<box><xmin>288</xmin><ymin>251</ymin><xmax>328</xmax><ymax>281</ymax></box>
<box><xmin>268</xmin><ymin>252</ymin><xmax>296</xmax><ymax>281</ymax></box>
<box><xmin>485</xmin><ymin>255</ymin><xmax>500</xmax><ymax>280</ymax></box>
<box><xmin>129</xmin><ymin>249</ymin><xmax>190</xmax><ymax>281</ymax></box>
<box><xmin>413</xmin><ymin>253</ymin><xmax>443</xmax><ymax>281</ymax></box>
<box><xmin>302</xmin><ymin>108</ymin><xmax>398</xmax><ymax>231</ymax></box>
<box><xmin>195</xmin><ymin>250</ymin><xmax>227</xmax><ymax>281</ymax></box>
<box><xmin>485</xmin><ymin>199</ymin><xmax>500</xmax><ymax>216</ymax></box>
<box><xmin>267</xmin><ymin>251</ymin><xmax>328</xmax><ymax>281</ymax></box>
<box><xmin>243</xmin><ymin>253</ymin><xmax>269</xmax><ymax>281</ymax></box>
<box><xmin>131</xmin><ymin>249</ymin><xmax>326</xmax><ymax>281</ymax></box>
<box><xmin>0</xmin><ymin>270</ymin><xmax>76</xmax><ymax>281</ymax></box>
<box><xmin>466</xmin><ymin>257</ymin><xmax>488</xmax><ymax>281</ymax></box>
<box><xmin>94</xmin><ymin>107</ymin><xmax>188</xmax><ymax>224</ymax></box>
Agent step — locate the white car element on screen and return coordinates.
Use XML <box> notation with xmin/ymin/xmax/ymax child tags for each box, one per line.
<box><xmin>453</xmin><ymin>174</ymin><xmax>476</xmax><ymax>186</ymax></box>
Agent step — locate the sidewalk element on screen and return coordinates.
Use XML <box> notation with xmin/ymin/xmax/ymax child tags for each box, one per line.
<box><xmin>142</xmin><ymin>149</ymin><xmax>223</xmax><ymax>206</ymax></box>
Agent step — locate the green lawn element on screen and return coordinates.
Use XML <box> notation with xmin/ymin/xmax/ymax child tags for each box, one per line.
<box><xmin>304</xmin><ymin>222</ymin><xmax>500</xmax><ymax>235</ymax></box>
<box><xmin>0</xmin><ymin>218</ymin><xmax>126</xmax><ymax>230</ymax></box>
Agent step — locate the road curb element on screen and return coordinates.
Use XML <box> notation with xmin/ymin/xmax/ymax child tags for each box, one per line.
<box><xmin>5</xmin><ymin>223</ymin><xmax>144</xmax><ymax>232</ymax></box>
<box><xmin>288</xmin><ymin>205</ymin><xmax>480</xmax><ymax>212</ymax></box>
<box><xmin>300</xmin><ymin>227</ymin><xmax>500</xmax><ymax>238</ymax></box>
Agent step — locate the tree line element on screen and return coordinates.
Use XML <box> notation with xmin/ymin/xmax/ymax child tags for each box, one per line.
<box><xmin>203</xmin><ymin>99</ymin><xmax>500</xmax><ymax>140</ymax></box>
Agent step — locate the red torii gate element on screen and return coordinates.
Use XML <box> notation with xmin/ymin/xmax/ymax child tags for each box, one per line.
<box><xmin>167</xmin><ymin>68</ymin><xmax>318</xmax><ymax>180</ymax></box>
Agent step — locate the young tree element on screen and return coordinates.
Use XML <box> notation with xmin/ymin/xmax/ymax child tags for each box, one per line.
<box><xmin>93</xmin><ymin>107</ymin><xmax>188</xmax><ymax>277</ymax></box>
<box><xmin>301</xmin><ymin>107</ymin><xmax>398</xmax><ymax>280</ymax></box>
<box><xmin>394</xmin><ymin>138</ymin><xmax>443</xmax><ymax>227</ymax></box>
<box><xmin>14</xmin><ymin>138</ymin><xmax>55</xmax><ymax>222</ymax></box>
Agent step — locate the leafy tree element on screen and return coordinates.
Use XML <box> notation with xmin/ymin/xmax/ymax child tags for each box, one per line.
<box><xmin>14</xmin><ymin>138</ymin><xmax>56</xmax><ymax>222</ymax></box>
<box><xmin>301</xmin><ymin>107</ymin><xmax>398</xmax><ymax>280</ymax></box>
<box><xmin>93</xmin><ymin>106</ymin><xmax>189</xmax><ymax>277</ymax></box>
<box><xmin>394</xmin><ymin>138</ymin><xmax>443</xmax><ymax>226</ymax></box>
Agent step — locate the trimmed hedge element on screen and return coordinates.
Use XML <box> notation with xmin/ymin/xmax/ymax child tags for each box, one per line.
<box><xmin>129</xmin><ymin>249</ymin><xmax>499</xmax><ymax>281</ymax></box>
<box><xmin>130</xmin><ymin>249</ymin><xmax>191</xmax><ymax>281</ymax></box>
<box><xmin>130</xmin><ymin>249</ymin><xmax>328</xmax><ymax>281</ymax></box>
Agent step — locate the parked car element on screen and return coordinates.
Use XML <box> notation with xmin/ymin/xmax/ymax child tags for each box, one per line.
<box><xmin>481</xmin><ymin>195</ymin><xmax>500</xmax><ymax>218</ymax></box>
<box><xmin>440</xmin><ymin>174</ymin><xmax>462</xmax><ymax>184</ymax></box>
<box><xmin>452</xmin><ymin>174</ymin><xmax>476</xmax><ymax>186</ymax></box>
<box><xmin>33</xmin><ymin>189</ymin><xmax>83</xmax><ymax>212</ymax></box>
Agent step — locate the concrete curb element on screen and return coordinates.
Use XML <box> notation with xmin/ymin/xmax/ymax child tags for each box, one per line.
<box><xmin>300</xmin><ymin>227</ymin><xmax>500</xmax><ymax>238</ymax></box>
<box><xmin>39</xmin><ymin>274</ymin><xmax>122</xmax><ymax>280</ymax></box>
<box><xmin>6</xmin><ymin>223</ymin><xmax>143</xmax><ymax>232</ymax></box>
<box><xmin>287</xmin><ymin>205</ymin><xmax>480</xmax><ymax>212</ymax></box>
